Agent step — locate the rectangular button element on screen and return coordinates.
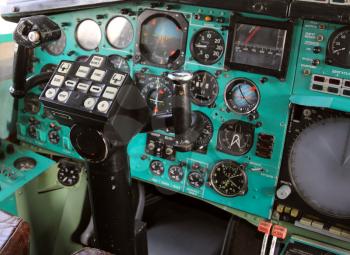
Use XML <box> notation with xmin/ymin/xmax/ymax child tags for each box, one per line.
<box><xmin>76</xmin><ymin>66</ymin><xmax>91</xmax><ymax>78</ymax></box>
<box><xmin>51</xmin><ymin>75</ymin><xmax>65</xmax><ymax>87</ymax></box>
<box><xmin>90</xmin><ymin>85</ymin><xmax>103</xmax><ymax>95</ymax></box>
<box><xmin>77</xmin><ymin>83</ymin><xmax>91</xmax><ymax>93</ymax></box>
<box><xmin>58</xmin><ymin>62</ymin><xmax>72</xmax><ymax>74</ymax></box>
<box><xmin>102</xmin><ymin>86</ymin><xmax>119</xmax><ymax>100</ymax></box>
<box><xmin>65</xmin><ymin>79</ymin><xmax>78</xmax><ymax>89</ymax></box>
<box><xmin>91</xmin><ymin>69</ymin><xmax>106</xmax><ymax>82</ymax></box>
<box><xmin>90</xmin><ymin>56</ymin><xmax>105</xmax><ymax>67</ymax></box>
<box><xmin>110</xmin><ymin>73</ymin><xmax>125</xmax><ymax>86</ymax></box>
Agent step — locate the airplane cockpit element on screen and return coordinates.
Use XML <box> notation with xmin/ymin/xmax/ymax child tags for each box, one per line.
<box><xmin>0</xmin><ymin>0</ymin><xmax>349</xmax><ymax>254</ymax></box>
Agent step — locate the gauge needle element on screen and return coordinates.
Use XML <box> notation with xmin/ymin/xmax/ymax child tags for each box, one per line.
<box><xmin>244</xmin><ymin>26</ymin><xmax>261</xmax><ymax>45</ymax></box>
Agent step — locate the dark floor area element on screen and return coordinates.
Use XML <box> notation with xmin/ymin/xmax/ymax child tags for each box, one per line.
<box><xmin>143</xmin><ymin>186</ymin><xmax>231</xmax><ymax>255</ymax></box>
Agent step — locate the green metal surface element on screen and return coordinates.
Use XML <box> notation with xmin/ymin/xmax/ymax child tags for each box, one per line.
<box><xmin>292</xmin><ymin>20</ymin><xmax>350</xmax><ymax>113</ymax></box>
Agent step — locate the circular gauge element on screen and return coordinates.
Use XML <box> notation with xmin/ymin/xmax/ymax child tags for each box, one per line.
<box><xmin>210</xmin><ymin>160</ymin><xmax>247</xmax><ymax>197</ymax></box>
<box><xmin>289</xmin><ymin>118</ymin><xmax>350</xmax><ymax>219</ymax></box>
<box><xmin>24</xmin><ymin>93</ymin><xmax>40</xmax><ymax>114</ymax></box>
<box><xmin>43</xmin><ymin>31</ymin><xmax>66</xmax><ymax>55</ymax></box>
<box><xmin>191</xmin><ymin>29</ymin><xmax>225</xmax><ymax>65</ymax></box>
<box><xmin>57</xmin><ymin>164</ymin><xmax>80</xmax><ymax>186</ymax></box>
<box><xmin>139</xmin><ymin>13</ymin><xmax>187</xmax><ymax>67</ymax></box>
<box><xmin>76</xmin><ymin>19</ymin><xmax>102</xmax><ymax>50</ymax></box>
<box><xmin>224</xmin><ymin>79</ymin><xmax>260</xmax><ymax>115</ymax></box>
<box><xmin>150</xmin><ymin>160</ymin><xmax>165</xmax><ymax>176</ymax></box>
<box><xmin>326</xmin><ymin>27</ymin><xmax>350</xmax><ymax>68</ymax></box>
<box><xmin>106</xmin><ymin>16</ymin><xmax>134</xmax><ymax>49</ymax></box>
<box><xmin>168</xmin><ymin>165</ymin><xmax>184</xmax><ymax>182</ymax></box>
<box><xmin>108</xmin><ymin>55</ymin><xmax>130</xmax><ymax>73</ymax></box>
<box><xmin>188</xmin><ymin>171</ymin><xmax>204</xmax><ymax>188</ymax></box>
<box><xmin>217</xmin><ymin>120</ymin><xmax>255</xmax><ymax>156</ymax></box>
<box><xmin>190</xmin><ymin>71</ymin><xmax>219</xmax><ymax>106</ymax></box>
<box><xmin>191</xmin><ymin>111</ymin><xmax>214</xmax><ymax>151</ymax></box>
<box><xmin>14</xmin><ymin>157</ymin><xmax>37</xmax><ymax>171</ymax></box>
<box><xmin>138</xmin><ymin>74</ymin><xmax>173</xmax><ymax>115</ymax></box>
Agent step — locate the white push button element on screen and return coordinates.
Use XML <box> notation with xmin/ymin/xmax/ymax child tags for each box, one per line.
<box><xmin>91</xmin><ymin>69</ymin><xmax>106</xmax><ymax>82</ymax></box>
<box><xmin>110</xmin><ymin>73</ymin><xmax>125</xmax><ymax>86</ymax></box>
<box><xmin>50</xmin><ymin>75</ymin><xmax>65</xmax><ymax>87</ymax></box>
<box><xmin>84</xmin><ymin>97</ymin><xmax>97</xmax><ymax>110</ymax></box>
<box><xmin>102</xmin><ymin>86</ymin><xmax>119</xmax><ymax>100</ymax></box>
<box><xmin>65</xmin><ymin>80</ymin><xmax>77</xmax><ymax>89</ymax></box>
<box><xmin>90</xmin><ymin>85</ymin><xmax>103</xmax><ymax>95</ymax></box>
<box><xmin>97</xmin><ymin>100</ymin><xmax>110</xmax><ymax>113</ymax></box>
<box><xmin>77</xmin><ymin>83</ymin><xmax>90</xmax><ymax>93</ymax></box>
<box><xmin>45</xmin><ymin>88</ymin><xmax>57</xmax><ymax>99</ymax></box>
<box><xmin>57</xmin><ymin>91</ymin><xmax>70</xmax><ymax>103</ymax></box>
<box><xmin>90</xmin><ymin>56</ymin><xmax>104</xmax><ymax>67</ymax></box>
<box><xmin>76</xmin><ymin>66</ymin><xmax>91</xmax><ymax>78</ymax></box>
<box><xmin>58</xmin><ymin>62</ymin><xmax>72</xmax><ymax>74</ymax></box>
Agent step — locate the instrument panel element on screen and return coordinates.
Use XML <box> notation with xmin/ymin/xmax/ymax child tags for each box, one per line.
<box><xmin>16</xmin><ymin>1</ymin><xmax>311</xmax><ymax>220</ymax></box>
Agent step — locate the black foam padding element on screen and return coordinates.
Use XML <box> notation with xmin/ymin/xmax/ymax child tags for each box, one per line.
<box><xmin>144</xmin><ymin>194</ymin><xmax>229</xmax><ymax>255</ymax></box>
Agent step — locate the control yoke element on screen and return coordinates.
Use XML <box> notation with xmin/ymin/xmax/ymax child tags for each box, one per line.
<box><xmin>12</xmin><ymin>15</ymin><xmax>196</xmax><ymax>255</ymax></box>
<box><xmin>10</xmin><ymin>15</ymin><xmax>61</xmax><ymax>98</ymax></box>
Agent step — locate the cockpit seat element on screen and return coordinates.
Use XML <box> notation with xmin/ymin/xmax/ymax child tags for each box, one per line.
<box><xmin>0</xmin><ymin>210</ymin><xmax>30</xmax><ymax>255</ymax></box>
<box><xmin>72</xmin><ymin>247</ymin><xmax>112</xmax><ymax>255</ymax></box>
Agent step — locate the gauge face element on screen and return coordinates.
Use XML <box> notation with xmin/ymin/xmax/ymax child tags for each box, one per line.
<box><xmin>140</xmin><ymin>16</ymin><xmax>184</xmax><ymax>66</ymax></box>
<box><xmin>57</xmin><ymin>164</ymin><xmax>80</xmax><ymax>186</ymax></box>
<box><xmin>191</xmin><ymin>29</ymin><xmax>224</xmax><ymax>65</ymax></box>
<box><xmin>14</xmin><ymin>157</ymin><xmax>37</xmax><ymax>171</ymax></box>
<box><xmin>217</xmin><ymin>120</ymin><xmax>255</xmax><ymax>156</ymax></box>
<box><xmin>188</xmin><ymin>171</ymin><xmax>204</xmax><ymax>188</ymax></box>
<box><xmin>190</xmin><ymin>111</ymin><xmax>214</xmax><ymax>152</ymax></box>
<box><xmin>106</xmin><ymin>16</ymin><xmax>134</xmax><ymax>49</ymax></box>
<box><xmin>327</xmin><ymin>27</ymin><xmax>350</xmax><ymax>68</ymax></box>
<box><xmin>108</xmin><ymin>55</ymin><xmax>130</xmax><ymax>73</ymax></box>
<box><xmin>168</xmin><ymin>165</ymin><xmax>184</xmax><ymax>182</ymax></box>
<box><xmin>137</xmin><ymin>74</ymin><xmax>173</xmax><ymax>115</ymax></box>
<box><xmin>289</xmin><ymin>118</ymin><xmax>350</xmax><ymax>219</ymax></box>
<box><xmin>210</xmin><ymin>160</ymin><xmax>247</xmax><ymax>197</ymax></box>
<box><xmin>43</xmin><ymin>31</ymin><xmax>66</xmax><ymax>55</ymax></box>
<box><xmin>190</xmin><ymin>71</ymin><xmax>219</xmax><ymax>106</ymax></box>
<box><xmin>76</xmin><ymin>19</ymin><xmax>102</xmax><ymax>50</ymax></box>
<box><xmin>224</xmin><ymin>79</ymin><xmax>260</xmax><ymax>114</ymax></box>
<box><xmin>150</xmin><ymin>160</ymin><xmax>165</xmax><ymax>176</ymax></box>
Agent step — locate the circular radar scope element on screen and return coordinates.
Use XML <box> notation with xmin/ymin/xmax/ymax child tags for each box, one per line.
<box><xmin>289</xmin><ymin>118</ymin><xmax>350</xmax><ymax>219</ymax></box>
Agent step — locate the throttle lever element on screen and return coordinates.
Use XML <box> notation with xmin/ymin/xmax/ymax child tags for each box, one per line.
<box><xmin>168</xmin><ymin>71</ymin><xmax>194</xmax><ymax>152</ymax></box>
<box><xmin>10</xmin><ymin>15</ymin><xmax>61</xmax><ymax>99</ymax></box>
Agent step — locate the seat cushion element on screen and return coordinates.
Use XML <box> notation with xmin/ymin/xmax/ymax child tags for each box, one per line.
<box><xmin>72</xmin><ymin>247</ymin><xmax>112</xmax><ymax>255</ymax></box>
<box><xmin>0</xmin><ymin>210</ymin><xmax>30</xmax><ymax>255</ymax></box>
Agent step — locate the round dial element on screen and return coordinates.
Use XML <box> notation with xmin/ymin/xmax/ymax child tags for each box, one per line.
<box><xmin>327</xmin><ymin>27</ymin><xmax>350</xmax><ymax>68</ymax></box>
<box><xmin>108</xmin><ymin>55</ymin><xmax>130</xmax><ymax>73</ymax></box>
<box><xmin>14</xmin><ymin>157</ymin><xmax>37</xmax><ymax>171</ymax></box>
<box><xmin>76</xmin><ymin>19</ymin><xmax>102</xmax><ymax>50</ymax></box>
<box><xmin>190</xmin><ymin>71</ymin><xmax>219</xmax><ymax>106</ymax></box>
<box><xmin>289</xmin><ymin>118</ymin><xmax>350</xmax><ymax>218</ymax></box>
<box><xmin>57</xmin><ymin>164</ymin><xmax>80</xmax><ymax>186</ymax></box>
<box><xmin>217</xmin><ymin>120</ymin><xmax>255</xmax><ymax>156</ymax></box>
<box><xmin>140</xmin><ymin>16</ymin><xmax>184</xmax><ymax>66</ymax></box>
<box><xmin>138</xmin><ymin>75</ymin><xmax>173</xmax><ymax>115</ymax></box>
<box><xmin>168</xmin><ymin>165</ymin><xmax>184</xmax><ymax>182</ymax></box>
<box><xmin>188</xmin><ymin>171</ymin><xmax>204</xmax><ymax>188</ymax></box>
<box><xmin>191</xmin><ymin>111</ymin><xmax>214</xmax><ymax>151</ymax></box>
<box><xmin>224</xmin><ymin>79</ymin><xmax>260</xmax><ymax>114</ymax></box>
<box><xmin>191</xmin><ymin>29</ymin><xmax>224</xmax><ymax>65</ymax></box>
<box><xmin>43</xmin><ymin>31</ymin><xmax>66</xmax><ymax>55</ymax></box>
<box><xmin>106</xmin><ymin>16</ymin><xmax>134</xmax><ymax>49</ymax></box>
<box><xmin>150</xmin><ymin>160</ymin><xmax>165</xmax><ymax>176</ymax></box>
<box><xmin>210</xmin><ymin>160</ymin><xmax>247</xmax><ymax>197</ymax></box>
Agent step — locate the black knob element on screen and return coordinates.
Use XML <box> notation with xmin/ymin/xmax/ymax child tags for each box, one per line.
<box><xmin>6</xmin><ymin>144</ymin><xmax>15</xmax><ymax>154</ymax></box>
<box><xmin>312</xmin><ymin>59</ymin><xmax>321</xmax><ymax>66</ymax></box>
<box><xmin>313</xmin><ymin>46</ymin><xmax>321</xmax><ymax>54</ymax></box>
<box><xmin>260</xmin><ymin>77</ymin><xmax>268</xmax><ymax>84</ymax></box>
<box><xmin>0</xmin><ymin>151</ymin><xmax>5</xmax><ymax>160</ymax></box>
